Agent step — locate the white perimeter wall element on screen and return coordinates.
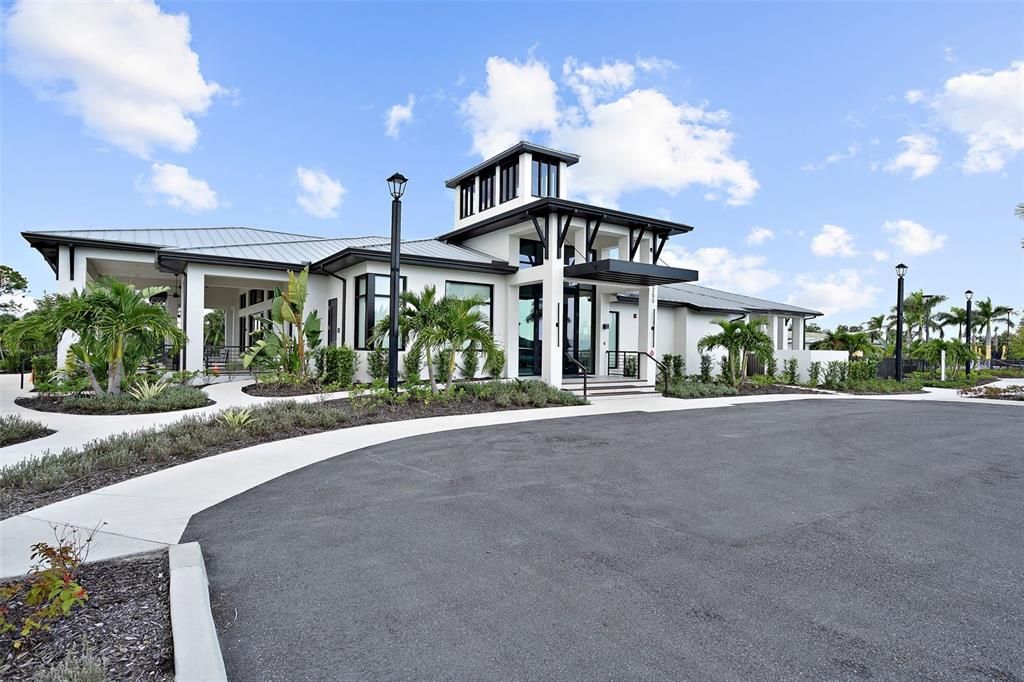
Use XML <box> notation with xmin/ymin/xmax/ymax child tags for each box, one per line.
<box><xmin>775</xmin><ymin>349</ymin><xmax>851</xmax><ymax>381</ymax></box>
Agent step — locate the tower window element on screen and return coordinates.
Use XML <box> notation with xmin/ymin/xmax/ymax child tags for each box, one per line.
<box><xmin>480</xmin><ymin>171</ymin><xmax>495</xmax><ymax>211</ymax></box>
<box><xmin>500</xmin><ymin>161</ymin><xmax>519</xmax><ymax>203</ymax></box>
<box><xmin>531</xmin><ymin>156</ymin><xmax>559</xmax><ymax>198</ymax></box>
<box><xmin>459</xmin><ymin>180</ymin><xmax>475</xmax><ymax>219</ymax></box>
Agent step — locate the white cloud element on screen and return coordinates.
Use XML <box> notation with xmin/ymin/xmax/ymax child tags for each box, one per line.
<box><xmin>904</xmin><ymin>89</ymin><xmax>924</xmax><ymax>104</ymax></box>
<box><xmin>745</xmin><ymin>227</ymin><xmax>775</xmax><ymax>246</ymax></box>
<box><xmin>944</xmin><ymin>47</ymin><xmax>956</xmax><ymax>64</ymax></box>
<box><xmin>884</xmin><ymin>134</ymin><xmax>940</xmax><ymax>178</ymax></box>
<box><xmin>460</xmin><ymin>55</ymin><xmax>758</xmax><ymax>207</ymax></box>
<box><xmin>788</xmin><ymin>270</ymin><xmax>881</xmax><ymax>317</ymax></box>
<box><xmin>4</xmin><ymin>0</ymin><xmax>222</xmax><ymax>158</ymax></box>
<box><xmin>138</xmin><ymin>162</ymin><xmax>219</xmax><ymax>212</ymax></box>
<box><xmin>930</xmin><ymin>61</ymin><xmax>1024</xmax><ymax>173</ymax></box>
<box><xmin>883</xmin><ymin>219</ymin><xmax>947</xmax><ymax>255</ymax></box>
<box><xmin>295</xmin><ymin>167</ymin><xmax>345</xmax><ymax>219</ymax></box>
<box><xmin>811</xmin><ymin>224</ymin><xmax>858</xmax><ymax>257</ymax></box>
<box><xmin>872</xmin><ymin>250</ymin><xmax>890</xmax><ymax>262</ymax></box>
<box><xmin>384</xmin><ymin>94</ymin><xmax>415</xmax><ymax>138</ymax></box>
<box><xmin>460</xmin><ymin>56</ymin><xmax>559</xmax><ymax>157</ymax></box>
<box><xmin>660</xmin><ymin>245</ymin><xmax>781</xmax><ymax>295</ymax></box>
<box><xmin>802</xmin><ymin>143</ymin><xmax>860</xmax><ymax>171</ymax></box>
<box><xmin>636</xmin><ymin>55</ymin><xmax>678</xmax><ymax>75</ymax></box>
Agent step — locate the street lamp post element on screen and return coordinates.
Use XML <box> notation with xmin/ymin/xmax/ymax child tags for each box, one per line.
<box><xmin>965</xmin><ymin>289</ymin><xmax>973</xmax><ymax>377</ymax></box>
<box><xmin>386</xmin><ymin>173</ymin><xmax>408</xmax><ymax>392</ymax></box>
<box><xmin>894</xmin><ymin>263</ymin><xmax>908</xmax><ymax>381</ymax></box>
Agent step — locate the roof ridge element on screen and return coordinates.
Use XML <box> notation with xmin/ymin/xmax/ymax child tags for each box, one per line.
<box><xmin>160</xmin><ymin>235</ymin><xmax>384</xmax><ymax>253</ymax></box>
<box><xmin>27</xmin><ymin>226</ymin><xmax>329</xmax><ymax>239</ymax></box>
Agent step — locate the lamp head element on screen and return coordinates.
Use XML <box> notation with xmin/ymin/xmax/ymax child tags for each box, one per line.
<box><xmin>965</xmin><ymin>289</ymin><xmax>973</xmax><ymax>302</ymax></box>
<box><xmin>895</xmin><ymin>263</ymin><xmax>908</xmax><ymax>278</ymax></box>
<box><xmin>386</xmin><ymin>172</ymin><xmax>408</xmax><ymax>200</ymax></box>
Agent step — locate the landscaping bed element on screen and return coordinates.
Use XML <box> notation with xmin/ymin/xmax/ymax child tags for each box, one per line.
<box><xmin>241</xmin><ymin>380</ymin><xmax>326</xmax><ymax>397</ymax></box>
<box><xmin>0</xmin><ymin>381</ymin><xmax>584</xmax><ymax>519</ymax></box>
<box><xmin>15</xmin><ymin>386</ymin><xmax>212</xmax><ymax>415</ymax></box>
<box><xmin>665</xmin><ymin>380</ymin><xmax>819</xmax><ymax>399</ymax></box>
<box><xmin>959</xmin><ymin>384</ymin><xmax>1024</xmax><ymax>401</ymax></box>
<box><xmin>0</xmin><ymin>416</ymin><xmax>54</xmax><ymax>448</ymax></box>
<box><xmin>0</xmin><ymin>550</ymin><xmax>172</xmax><ymax>681</ymax></box>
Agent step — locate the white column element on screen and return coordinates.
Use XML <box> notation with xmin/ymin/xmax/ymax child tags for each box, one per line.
<box><xmin>541</xmin><ymin>212</ymin><xmax>563</xmax><ymax>388</ymax></box>
<box><xmin>56</xmin><ymin>246</ymin><xmax>87</xmax><ymax>367</ymax></box>
<box><xmin>506</xmin><ymin>285</ymin><xmax>519</xmax><ymax>379</ymax></box>
<box><xmin>637</xmin><ymin>236</ymin><xmax>657</xmax><ymax>384</ymax></box>
<box><xmin>776</xmin><ymin>316</ymin><xmax>785</xmax><ymax>350</ymax></box>
<box><xmin>184</xmin><ymin>265</ymin><xmax>206</xmax><ymax>371</ymax></box>
<box><xmin>597</xmin><ymin>291</ymin><xmax>612</xmax><ymax>375</ymax></box>
<box><xmin>793</xmin><ymin>317</ymin><xmax>806</xmax><ymax>350</ymax></box>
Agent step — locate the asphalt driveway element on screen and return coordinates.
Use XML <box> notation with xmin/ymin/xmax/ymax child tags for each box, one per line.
<box><xmin>184</xmin><ymin>399</ymin><xmax>1024</xmax><ymax>681</ymax></box>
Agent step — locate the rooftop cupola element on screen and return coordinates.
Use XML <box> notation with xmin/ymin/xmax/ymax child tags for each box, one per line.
<box><xmin>444</xmin><ymin>141</ymin><xmax>579</xmax><ymax>230</ymax></box>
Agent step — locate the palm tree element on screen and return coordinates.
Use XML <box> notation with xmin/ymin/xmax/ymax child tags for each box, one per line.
<box><xmin>370</xmin><ymin>285</ymin><xmax>445</xmax><ymax>392</ymax></box>
<box><xmin>3</xmin><ymin>277</ymin><xmax>184</xmax><ymax>395</ymax></box>
<box><xmin>862</xmin><ymin>314</ymin><xmax>886</xmax><ymax>344</ymax></box>
<box><xmin>697</xmin><ymin>317</ymin><xmax>773</xmax><ymax>386</ymax></box>
<box><xmin>921</xmin><ymin>294</ymin><xmax>947</xmax><ymax>340</ymax></box>
<box><xmin>433</xmin><ymin>295</ymin><xmax>498</xmax><ymax>394</ymax></box>
<box><xmin>972</xmin><ymin>297</ymin><xmax>1014</xmax><ymax>361</ymax></box>
<box><xmin>1016</xmin><ymin>202</ymin><xmax>1024</xmax><ymax>220</ymax></box>
<box><xmin>934</xmin><ymin>307</ymin><xmax>967</xmax><ymax>342</ymax></box>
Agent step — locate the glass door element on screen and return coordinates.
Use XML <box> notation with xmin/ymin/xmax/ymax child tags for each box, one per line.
<box><xmin>607</xmin><ymin>311</ymin><xmax>619</xmax><ymax>369</ymax></box>
<box><xmin>518</xmin><ymin>285</ymin><xmax>542</xmax><ymax>376</ymax></box>
<box><xmin>562</xmin><ymin>284</ymin><xmax>596</xmax><ymax>375</ymax></box>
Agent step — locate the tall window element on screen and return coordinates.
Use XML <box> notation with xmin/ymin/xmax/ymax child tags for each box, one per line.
<box><xmin>531</xmin><ymin>156</ymin><xmax>559</xmax><ymax>198</ymax></box>
<box><xmin>459</xmin><ymin>180</ymin><xmax>475</xmax><ymax>219</ymax></box>
<box><xmin>479</xmin><ymin>171</ymin><xmax>495</xmax><ymax>211</ymax></box>
<box><xmin>500</xmin><ymin>161</ymin><xmax>519</xmax><ymax>203</ymax></box>
<box><xmin>355</xmin><ymin>274</ymin><xmax>407</xmax><ymax>350</ymax></box>
<box><xmin>445</xmin><ymin>281</ymin><xmax>494</xmax><ymax>330</ymax></box>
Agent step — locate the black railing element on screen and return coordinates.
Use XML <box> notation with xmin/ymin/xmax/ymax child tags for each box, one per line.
<box><xmin>153</xmin><ymin>345</ymin><xmax>181</xmax><ymax>371</ymax></box>
<box><xmin>204</xmin><ymin>345</ymin><xmax>248</xmax><ymax>374</ymax></box>
<box><xmin>876</xmin><ymin>357</ymin><xmax>929</xmax><ymax>379</ymax></box>
<box><xmin>563</xmin><ymin>353</ymin><xmax>588</xmax><ymax>400</ymax></box>
<box><xmin>991</xmin><ymin>358</ymin><xmax>1024</xmax><ymax>369</ymax></box>
<box><xmin>605</xmin><ymin>350</ymin><xmax>669</xmax><ymax>395</ymax></box>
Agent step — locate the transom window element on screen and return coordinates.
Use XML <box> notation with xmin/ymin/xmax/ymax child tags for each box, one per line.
<box><xmin>531</xmin><ymin>156</ymin><xmax>559</xmax><ymax>198</ymax></box>
<box><xmin>355</xmin><ymin>274</ymin><xmax>407</xmax><ymax>350</ymax></box>
<box><xmin>445</xmin><ymin>281</ymin><xmax>494</xmax><ymax>331</ymax></box>
<box><xmin>459</xmin><ymin>180</ymin><xmax>475</xmax><ymax>219</ymax></box>
<box><xmin>479</xmin><ymin>172</ymin><xmax>495</xmax><ymax>211</ymax></box>
<box><xmin>500</xmin><ymin>161</ymin><xmax>519</xmax><ymax>203</ymax></box>
<box><xmin>519</xmin><ymin>238</ymin><xmax>544</xmax><ymax>269</ymax></box>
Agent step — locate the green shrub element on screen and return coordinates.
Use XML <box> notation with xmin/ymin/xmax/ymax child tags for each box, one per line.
<box><xmin>671</xmin><ymin>354</ymin><xmax>685</xmax><ymax>381</ymax></box>
<box><xmin>401</xmin><ymin>346</ymin><xmax>423</xmax><ymax>383</ymax></box>
<box><xmin>58</xmin><ymin>386</ymin><xmax>209</xmax><ymax>414</ymax></box>
<box><xmin>844</xmin><ymin>377</ymin><xmax>923</xmax><ymax>394</ymax></box>
<box><xmin>699</xmin><ymin>353</ymin><xmax>713</xmax><ymax>383</ymax></box>
<box><xmin>848</xmin><ymin>359</ymin><xmax>877</xmax><ymax>382</ymax></box>
<box><xmin>484</xmin><ymin>347</ymin><xmax>506</xmax><ymax>378</ymax></box>
<box><xmin>718</xmin><ymin>354</ymin><xmax>730</xmax><ymax>380</ymax></box>
<box><xmin>30</xmin><ymin>355</ymin><xmax>55</xmax><ymax>379</ymax></box>
<box><xmin>823</xmin><ymin>361</ymin><xmax>849</xmax><ymax>390</ymax></box>
<box><xmin>765</xmin><ymin>353</ymin><xmax>778</xmax><ymax>379</ymax></box>
<box><xmin>461</xmin><ymin>343</ymin><xmax>479</xmax><ymax>380</ymax></box>
<box><xmin>666</xmin><ymin>380</ymin><xmax>739</xmax><ymax>399</ymax></box>
<box><xmin>0</xmin><ymin>415</ymin><xmax>51</xmax><ymax>447</ymax></box>
<box><xmin>367</xmin><ymin>346</ymin><xmax>388</xmax><ymax>383</ymax></box>
<box><xmin>808</xmin><ymin>361</ymin><xmax>822</xmax><ymax>387</ymax></box>
<box><xmin>435</xmin><ymin>348</ymin><xmax>453</xmax><ymax>383</ymax></box>
<box><xmin>783</xmin><ymin>357</ymin><xmax>799</xmax><ymax>385</ymax></box>
<box><xmin>623</xmin><ymin>355</ymin><xmax>638</xmax><ymax>378</ymax></box>
<box><xmin>322</xmin><ymin>345</ymin><xmax>357</xmax><ymax>388</ymax></box>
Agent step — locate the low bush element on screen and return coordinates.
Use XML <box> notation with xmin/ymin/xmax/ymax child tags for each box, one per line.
<box><xmin>765</xmin><ymin>353</ymin><xmax>778</xmax><ymax>379</ymax></box>
<box><xmin>848</xmin><ymin>359</ymin><xmax>877</xmax><ymax>382</ymax></box>
<box><xmin>30</xmin><ymin>355</ymin><xmax>55</xmax><ymax>380</ymax></box>
<box><xmin>783</xmin><ymin>357</ymin><xmax>800</xmax><ymax>385</ymax></box>
<box><xmin>699</xmin><ymin>353</ymin><xmax>713</xmax><ymax>383</ymax></box>
<box><xmin>367</xmin><ymin>347</ymin><xmax>388</xmax><ymax>383</ymax></box>
<box><xmin>808</xmin><ymin>361</ymin><xmax>822</xmax><ymax>387</ymax></box>
<box><xmin>435</xmin><ymin>348</ymin><xmax>453</xmax><ymax>383</ymax></box>
<box><xmin>55</xmin><ymin>386</ymin><xmax>210</xmax><ymax>414</ymax></box>
<box><xmin>843</xmin><ymin>377</ymin><xmax>924</xmax><ymax>394</ymax></box>
<box><xmin>959</xmin><ymin>384</ymin><xmax>1024</xmax><ymax>400</ymax></box>
<box><xmin>402</xmin><ymin>346</ymin><xmax>422</xmax><ymax>383</ymax></box>
<box><xmin>0</xmin><ymin>415</ymin><xmax>52</xmax><ymax>448</ymax></box>
<box><xmin>484</xmin><ymin>347</ymin><xmax>506</xmax><ymax>379</ymax></box>
<box><xmin>666</xmin><ymin>380</ymin><xmax>739</xmax><ymax>399</ymax></box>
<box><xmin>322</xmin><ymin>345</ymin><xmax>357</xmax><ymax>388</ymax></box>
<box><xmin>461</xmin><ymin>343</ymin><xmax>479</xmax><ymax>380</ymax></box>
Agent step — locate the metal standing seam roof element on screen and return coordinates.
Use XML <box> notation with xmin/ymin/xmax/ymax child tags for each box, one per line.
<box><xmin>618</xmin><ymin>282</ymin><xmax>821</xmax><ymax>317</ymax></box>
<box><xmin>22</xmin><ymin>227</ymin><xmax>328</xmax><ymax>249</ymax></box>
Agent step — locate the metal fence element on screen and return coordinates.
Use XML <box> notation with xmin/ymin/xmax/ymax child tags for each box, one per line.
<box><xmin>876</xmin><ymin>357</ymin><xmax>930</xmax><ymax>379</ymax></box>
<box><xmin>203</xmin><ymin>345</ymin><xmax>248</xmax><ymax>374</ymax></box>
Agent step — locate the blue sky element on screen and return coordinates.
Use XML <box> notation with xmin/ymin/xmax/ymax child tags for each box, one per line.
<box><xmin>2</xmin><ymin>1</ymin><xmax>1022</xmax><ymax>329</ymax></box>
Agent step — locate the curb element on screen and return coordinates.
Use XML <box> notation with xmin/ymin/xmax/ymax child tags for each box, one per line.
<box><xmin>169</xmin><ymin>542</ymin><xmax>227</xmax><ymax>682</ymax></box>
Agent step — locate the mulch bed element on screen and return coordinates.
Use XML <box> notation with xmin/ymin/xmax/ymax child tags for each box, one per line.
<box><xmin>0</xmin><ymin>429</ymin><xmax>56</xmax><ymax>449</ymax></box>
<box><xmin>1</xmin><ymin>396</ymin><xmax>568</xmax><ymax>520</ymax></box>
<box><xmin>14</xmin><ymin>395</ymin><xmax>213</xmax><ymax>415</ymax></box>
<box><xmin>737</xmin><ymin>384</ymin><xmax>819</xmax><ymax>396</ymax></box>
<box><xmin>0</xmin><ymin>550</ymin><xmax>172</xmax><ymax>681</ymax></box>
<box><xmin>241</xmin><ymin>381</ymin><xmax>328</xmax><ymax>397</ymax></box>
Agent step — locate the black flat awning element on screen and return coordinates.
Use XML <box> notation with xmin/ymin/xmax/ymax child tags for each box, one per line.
<box><xmin>564</xmin><ymin>259</ymin><xmax>698</xmax><ymax>286</ymax></box>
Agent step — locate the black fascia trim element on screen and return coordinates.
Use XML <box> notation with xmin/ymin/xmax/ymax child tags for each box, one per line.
<box><xmin>614</xmin><ymin>293</ymin><xmax>746</xmax><ymax>314</ymax></box>
<box><xmin>314</xmin><ymin>248</ymin><xmax>517</xmax><ymax>275</ymax></box>
<box><xmin>436</xmin><ymin>198</ymin><xmax>695</xmax><ymax>243</ymax></box>
<box><xmin>444</xmin><ymin>142</ymin><xmax>580</xmax><ymax>188</ymax></box>
<box><xmin>156</xmin><ymin>252</ymin><xmax>306</xmax><ymax>274</ymax></box>
<box><xmin>22</xmin><ymin>232</ymin><xmax>162</xmax><ymax>274</ymax></box>
<box><xmin>564</xmin><ymin>259</ymin><xmax>698</xmax><ymax>287</ymax></box>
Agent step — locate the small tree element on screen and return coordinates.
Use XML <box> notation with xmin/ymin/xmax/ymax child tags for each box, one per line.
<box><xmin>0</xmin><ymin>265</ymin><xmax>29</xmax><ymax>314</ymax></box>
<box><xmin>698</xmin><ymin>318</ymin><xmax>774</xmax><ymax>387</ymax></box>
<box><xmin>242</xmin><ymin>267</ymin><xmax>321</xmax><ymax>380</ymax></box>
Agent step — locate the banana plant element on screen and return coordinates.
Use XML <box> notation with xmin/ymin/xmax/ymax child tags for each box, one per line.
<box><xmin>242</xmin><ymin>267</ymin><xmax>321</xmax><ymax>380</ymax></box>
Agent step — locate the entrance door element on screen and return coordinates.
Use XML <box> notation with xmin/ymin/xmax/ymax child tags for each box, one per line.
<box><xmin>518</xmin><ymin>285</ymin><xmax>542</xmax><ymax>376</ymax></box>
<box><xmin>608</xmin><ymin>311</ymin><xmax>619</xmax><ymax>369</ymax></box>
<box><xmin>327</xmin><ymin>298</ymin><xmax>338</xmax><ymax>346</ymax></box>
<box><xmin>563</xmin><ymin>284</ymin><xmax>595</xmax><ymax>375</ymax></box>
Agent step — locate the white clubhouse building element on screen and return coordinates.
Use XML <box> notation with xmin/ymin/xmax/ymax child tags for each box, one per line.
<box><xmin>24</xmin><ymin>142</ymin><xmax>838</xmax><ymax>388</ymax></box>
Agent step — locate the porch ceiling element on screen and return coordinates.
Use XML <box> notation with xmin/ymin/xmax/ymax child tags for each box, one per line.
<box><xmin>563</xmin><ymin>259</ymin><xmax>698</xmax><ymax>287</ymax></box>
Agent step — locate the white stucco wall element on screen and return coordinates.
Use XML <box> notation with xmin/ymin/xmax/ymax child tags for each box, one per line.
<box><xmin>774</xmin><ymin>349</ymin><xmax>851</xmax><ymax>381</ymax></box>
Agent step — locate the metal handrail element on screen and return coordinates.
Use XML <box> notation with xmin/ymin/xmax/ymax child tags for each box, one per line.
<box><xmin>605</xmin><ymin>350</ymin><xmax>670</xmax><ymax>396</ymax></box>
<box><xmin>564</xmin><ymin>352</ymin><xmax>588</xmax><ymax>400</ymax></box>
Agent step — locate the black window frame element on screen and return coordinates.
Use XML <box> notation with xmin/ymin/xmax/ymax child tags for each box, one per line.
<box><xmin>518</xmin><ymin>238</ymin><xmax>544</xmax><ymax>269</ymax></box>
<box><xmin>239</xmin><ymin>293</ymin><xmax>247</xmax><ymax>310</ymax></box>
<box><xmin>444</xmin><ymin>280</ymin><xmax>494</xmax><ymax>332</ymax></box>
<box><xmin>354</xmin><ymin>273</ymin><xmax>407</xmax><ymax>350</ymax></box>
<box><xmin>531</xmin><ymin>155</ymin><xmax>560</xmax><ymax>198</ymax></box>
<box><xmin>500</xmin><ymin>161</ymin><xmax>519</xmax><ymax>203</ymax></box>
<box><xmin>479</xmin><ymin>170</ymin><xmax>495</xmax><ymax>212</ymax></box>
<box><xmin>459</xmin><ymin>180</ymin><xmax>476</xmax><ymax>219</ymax></box>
